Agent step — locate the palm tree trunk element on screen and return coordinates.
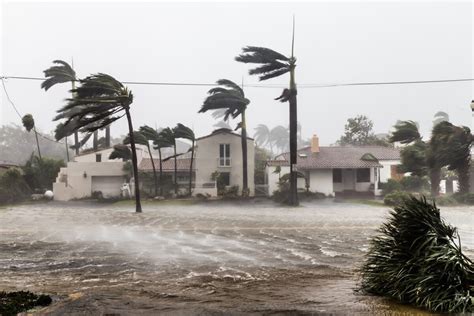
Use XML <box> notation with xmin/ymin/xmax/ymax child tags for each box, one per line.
<box><xmin>147</xmin><ymin>143</ymin><xmax>158</xmax><ymax>197</ymax></box>
<box><xmin>241</xmin><ymin>110</ymin><xmax>249</xmax><ymax>197</ymax></box>
<box><xmin>65</xmin><ymin>136</ymin><xmax>70</xmax><ymax>162</ymax></box>
<box><xmin>174</xmin><ymin>143</ymin><xmax>178</xmax><ymax>195</ymax></box>
<box><xmin>105</xmin><ymin>126</ymin><xmax>111</xmax><ymax>147</ymax></box>
<box><xmin>125</xmin><ymin>108</ymin><xmax>142</xmax><ymax>213</ymax></box>
<box><xmin>430</xmin><ymin>167</ymin><xmax>441</xmax><ymax>197</ymax></box>
<box><xmin>33</xmin><ymin>126</ymin><xmax>42</xmax><ymax>160</ymax></box>
<box><xmin>457</xmin><ymin>162</ymin><xmax>470</xmax><ymax>194</ymax></box>
<box><xmin>189</xmin><ymin>140</ymin><xmax>194</xmax><ymax>196</ymax></box>
<box><xmin>288</xmin><ymin>67</ymin><xmax>299</xmax><ymax>206</ymax></box>
<box><xmin>74</xmin><ymin>132</ymin><xmax>79</xmax><ymax>155</ymax></box>
<box><xmin>158</xmin><ymin>148</ymin><xmax>163</xmax><ymax>196</ymax></box>
<box><xmin>93</xmin><ymin>131</ymin><xmax>98</xmax><ymax>151</ymax></box>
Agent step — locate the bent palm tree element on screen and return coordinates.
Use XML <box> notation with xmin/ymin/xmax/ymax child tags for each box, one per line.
<box><xmin>174</xmin><ymin>123</ymin><xmax>196</xmax><ymax>196</ymax></box>
<box><xmin>53</xmin><ymin>73</ymin><xmax>142</xmax><ymax>212</ymax></box>
<box><xmin>153</xmin><ymin>130</ymin><xmax>174</xmax><ymax>196</ymax></box>
<box><xmin>22</xmin><ymin>114</ymin><xmax>42</xmax><ymax>160</ymax></box>
<box><xmin>254</xmin><ymin>124</ymin><xmax>271</xmax><ymax>152</ymax></box>
<box><xmin>139</xmin><ymin>125</ymin><xmax>162</xmax><ymax>197</ymax></box>
<box><xmin>124</xmin><ymin>130</ymin><xmax>159</xmax><ymax>197</ymax></box>
<box><xmin>199</xmin><ymin>79</ymin><xmax>251</xmax><ymax>196</ymax></box>
<box><xmin>236</xmin><ymin>25</ymin><xmax>298</xmax><ymax>205</ymax></box>
<box><xmin>159</xmin><ymin>127</ymin><xmax>179</xmax><ymax>195</ymax></box>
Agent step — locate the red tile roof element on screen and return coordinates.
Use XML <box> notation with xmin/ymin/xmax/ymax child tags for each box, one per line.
<box><xmin>268</xmin><ymin>146</ymin><xmax>400</xmax><ymax>169</ymax></box>
<box><xmin>139</xmin><ymin>158</ymin><xmax>194</xmax><ymax>172</ymax></box>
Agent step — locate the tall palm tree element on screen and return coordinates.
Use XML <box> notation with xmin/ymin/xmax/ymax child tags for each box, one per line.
<box><xmin>43</xmin><ymin>60</ymin><xmax>111</xmax><ymax>154</ymax></box>
<box><xmin>22</xmin><ymin>114</ymin><xmax>42</xmax><ymax>160</ymax></box>
<box><xmin>173</xmin><ymin>123</ymin><xmax>196</xmax><ymax>196</ymax></box>
<box><xmin>270</xmin><ymin>125</ymin><xmax>289</xmax><ymax>154</ymax></box>
<box><xmin>199</xmin><ymin>79</ymin><xmax>251</xmax><ymax>196</ymax></box>
<box><xmin>254</xmin><ymin>124</ymin><xmax>272</xmax><ymax>151</ymax></box>
<box><xmin>236</xmin><ymin>21</ymin><xmax>298</xmax><ymax>205</ymax></box>
<box><xmin>53</xmin><ymin>73</ymin><xmax>142</xmax><ymax>212</ymax></box>
<box><xmin>124</xmin><ymin>130</ymin><xmax>159</xmax><ymax>197</ymax></box>
<box><xmin>159</xmin><ymin>127</ymin><xmax>178</xmax><ymax>195</ymax></box>
<box><xmin>153</xmin><ymin>129</ymin><xmax>174</xmax><ymax>196</ymax></box>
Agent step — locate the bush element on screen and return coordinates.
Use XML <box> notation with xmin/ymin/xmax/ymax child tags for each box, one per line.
<box><xmin>0</xmin><ymin>168</ymin><xmax>31</xmax><ymax>205</ymax></box>
<box><xmin>399</xmin><ymin>175</ymin><xmax>429</xmax><ymax>192</ymax></box>
<box><xmin>380</xmin><ymin>179</ymin><xmax>402</xmax><ymax>195</ymax></box>
<box><xmin>222</xmin><ymin>185</ymin><xmax>239</xmax><ymax>199</ymax></box>
<box><xmin>383</xmin><ymin>190</ymin><xmax>410</xmax><ymax>206</ymax></box>
<box><xmin>0</xmin><ymin>291</ymin><xmax>52</xmax><ymax>315</ymax></box>
<box><xmin>22</xmin><ymin>155</ymin><xmax>65</xmax><ymax>191</ymax></box>
<box><xmin>360</xmin><ymin>196</ymin><xmax>473</xmax><ymax>313</ymax></box>
<box><xmin>430</xmin><ymin>195</ymin><xmax>458</xmax><ymax>206</ymax></box>
<box><xmin>453</xmin><ymin>193</ymin><xmax>474</xmax><ymax>205</ymax></box>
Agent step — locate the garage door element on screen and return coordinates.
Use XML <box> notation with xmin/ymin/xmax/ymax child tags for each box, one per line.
<box><xmin>91</xmin><ymin>176</ymin><xmax>125</xmax><ymax>198</ymax></box>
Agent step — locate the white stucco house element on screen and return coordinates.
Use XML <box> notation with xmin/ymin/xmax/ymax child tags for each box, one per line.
<box><xmin>265</xmin><ymin>135</ymin><xmax>401</xmax><ymax>197</ymax></box>
<box><xmin>53</xmin><ymin>145</ymin><xmax>149</xmax><ymax>201</ymax></box>
<box><xmin>139</xmin><ymin>128</ymin><xmax>255</xmax><ymax>197</ymax></box>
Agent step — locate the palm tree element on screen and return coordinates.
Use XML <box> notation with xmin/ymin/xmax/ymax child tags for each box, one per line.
<box><xmin>124</xmin><ymin>130</ymin><xmax>159</xmax><ymax>197</ymax></box>
<box><xmin>22</xmin><ymin>114</ymin><xmax>42</xmax><ymax>160</ymax></box>
<box><xmin>53</xmin><ymin>73</ymin><xmax>142</xmax><ymax>212</ymax></box>
<box><xmin>159</xmin><ymin>127</ymin><xmax>178</xmax><ymax>195</ymax></box>
<box><xmin>109</xmin><ymin>144</ymin><xmax>132</xmax><ymax>161</ymax></box>
<box><xmin>138</xmin><ymin>125</ymin><xmax>162</xmax><ymax>197</ymax></box>
<box><xmin>254</xmin><ymin>124</ymin><xmax>272</xmax><ymax>152</ymax></box>
<box><xmin>43</xmin><ymin>60</ymin><xmax>111</xmax><ymax>154</ymax></box>
<box><xmin>270</xmin><ymin>125</ymin><xmax>289</xmax><ymax>154</ymax></box>
<box><xmin>236</xmin><ymin>21</ymin><xmax>298</xmax><ymax>205</ymax></box>
<box><xmin>153</xmin><ymin>129</ymin><xmax>174</xmax><ymax>196</ymax></box>
<box><xmin>173</xmin><ymin>123</ymin><xmax>196</xmax><ymax>196</ymax></box>
<box><xmin>389</xmin><ymin>121</ymin><xmax>421</xmax><ymax>144</ymax></box>
<box><xmin>199</xmin><ymin>79</ymin><xmax>251</xmax><ymax>196</ymax></box>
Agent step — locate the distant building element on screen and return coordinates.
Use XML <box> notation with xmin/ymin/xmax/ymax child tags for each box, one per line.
<box><xmin>0</xmin><ymin>161</ymin><xmax>20</xmax><ymax>176</ymax></box>
<box><xmin>265</xmin><ymin>135</ymin><xmax>401</xmax><ymax>197</ymax></box>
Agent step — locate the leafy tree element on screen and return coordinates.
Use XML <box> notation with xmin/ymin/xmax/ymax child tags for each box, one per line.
<box><xmin>53</xmin><ymin>73</ymin><xmax>142</xmax><ymax>213</ymax></box>
<box><xmin>173</xmin><ymin>123</ymin><xmax>196</xmax><ymax>196</ymax></box>
<box><xmin>236</xmin><ymin>37</ymin><xmax>299</xmax><ymax>206</ymax></box>
<box><xmin>21</xmin><ymin>114</ymin><xmax>42</xmax><ymax>160</ymax></box>
<box><xmin>0</xmin><ymin>168</ymin><xmax>31</xmax><ymax>204</ymax></box>
<box><xmin>389</xmin><ymin>120</ymin><xmax>421</xmax><ymax>145</ymax></box>
<box><xmin>199</xmin><ymin>79</ymin><xmax>250</xmax><ymax>196</ymax></box>
<box><xmin>337</xmin><ymin>115</ymin><xmax>391</xmax><ymax>146</ymax></box>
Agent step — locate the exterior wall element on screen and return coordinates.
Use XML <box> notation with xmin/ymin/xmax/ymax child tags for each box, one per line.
<box><xmin>379</xmin><ymin>160</ymin><xmax>401</xmax><ymax>183</ymax></box>
<box><xmin>265</xmin><ymin>165</ymin><xmax>290</xmax><ymax>195</ymax></box>
<box><xmin>194</xmin><ymin>133</ymin><xmax>255</xmax><ymax>196</ymax></box>
<box><xmin>307</xmin><ymin>169</ymin><xmax>334</xmax><ymax>196</ymax></box>
<box><xmin>53</xmin><ymin>161</ymin><xmax>126</xmax><ymax>201</ymax></box>
<box><xmin>74</xmin><ymin>145</ymin><xmax>148</xmax><ymax>163</ymax></box>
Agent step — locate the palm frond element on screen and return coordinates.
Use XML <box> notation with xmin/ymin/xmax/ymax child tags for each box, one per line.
<box><xmin>109</xmin><ymin>144</ymin><xmax>131</xmax><ymax>161</ymax></box>
<box><xmin>139</xmin><ymin>125</ymin><xmax>160</xmax><ymax>141</ymax></box>
<box><xmin>235</xmin><ymin>46</ymin><xmax>289</xmax><ymax>64</ymax></box>
<box><xmin>123</xmin><ymin>131</ymin><xmax>148</xmax><ymax>146</ymax></box>
<box><xmin>173</xmin><ymin>123</ymin><xmax>195</xmax><ymax>141</ymax></box>
<box><xmin>389</xmin><ymin>121</ymin><xmax>421</xmax><ymax>144</ymax></box>
<box><xmin>41</xmin><ymin>60</ymin><xmax>77</xmax><ymax>91</ymax></box>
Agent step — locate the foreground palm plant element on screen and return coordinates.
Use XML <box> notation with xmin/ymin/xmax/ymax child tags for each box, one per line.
<box><xmin>236</xmin><ymin>22</ymin><xmax>298</xmax><ymax>205</ymax></box>
<box><xmin>54</xmin><ymin>73</ymin><xmax>142</xmax><ymax>213</ymax></box>
<box><xmin>360</xmin><ymin>196</ymin><xmax>473</xmax><ymax>313</ymax></box>
<box><xmin>199</xmin><ymin>79</ymin><xmax>250</xmax><ymax>196</ymax></box>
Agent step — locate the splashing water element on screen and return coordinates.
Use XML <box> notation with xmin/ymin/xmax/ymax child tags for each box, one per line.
<box><xmin>0</xmin><ymin>200</ymin><xmax>472</xmax><ymax>314</ymax></box>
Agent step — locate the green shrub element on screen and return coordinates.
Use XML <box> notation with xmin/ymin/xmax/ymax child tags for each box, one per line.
<box><xmin>0</xmin><ymin>291</ymin><xmax>52</xmax><ymax>315</ymax></box>
<box><xmin>0</xmin><ymin>168</ymin><xmax>31</xmax><ymax>205</ymax></box>
<box><xmin>360</xmin><ymin>196</ymin><xmax>473</xmax><ymax>313</ymax></box>
<box><xmin>383</xmin><ymin>190</ymin><xmax>410</xmax><ymax>206</ymax></box>
<box><xmin>22</xmin><ymin>155</ymin><xmax>65</xmax><ymax>191</ymax></box>
<box><xmin>380</xmin><ymin>179</ymin><xmax>402</xmax><ymax>195</ymax></box>
<box><xmin>399</xmin><ymin>175</ymin><xmax>429</xmax><ymax>192</ymax></box>
<box><xmin>430</xmin><ymin>195</ymin><xmax>458</xmax><ymax>206</ymax></box>
<box><xmin>453</xmin><ymin>193</ymin><xmax>474</xmax><ymax>205</ymax></box>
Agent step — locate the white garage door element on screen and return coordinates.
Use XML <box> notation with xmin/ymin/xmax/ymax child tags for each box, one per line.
<box><xmin>91</xmin><ymin>176</ymin><xmax>124</xmax><ymax>198</ymax></box>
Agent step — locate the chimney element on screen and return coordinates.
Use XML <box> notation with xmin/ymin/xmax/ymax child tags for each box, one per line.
<box><xmin>311</xmin><ymin>134</ymin><xmax>320</xmax><ymax>153</ymax></box>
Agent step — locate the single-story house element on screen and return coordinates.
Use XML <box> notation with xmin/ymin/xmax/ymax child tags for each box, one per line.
<box><xmin>265</xmin><ymin>135</ymin><xmax>401</xmax><ymax>197</ymax></box>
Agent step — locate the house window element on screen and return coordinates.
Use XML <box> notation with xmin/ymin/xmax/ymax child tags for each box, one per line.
<box><xmin>219</xmin><ymin>144</ymin><xmax>231</xmax><ymax>166</ymax></box>
<box><xmin>220</xmin><ymin>172</ymin><xmax>230</xmax><ymax>186</ymax></box>
<box><xmin>96</xmin><ymin>154</ymin><xmax>102</xmax><ymax>162</ymax></box>
<box><xmin>357</xmin><ymin>168</ymin><xmax>370</xmax><ymax>182</ymax></box>
<box><xmin>333</xmin><ymin>169</ymin><xmax>342</xmax><ymax>183</ymax></box>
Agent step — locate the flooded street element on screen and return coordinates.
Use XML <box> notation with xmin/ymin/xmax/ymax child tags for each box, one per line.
<box><xmin>1</xmin><ymin>200</ymin><xmax>472</xmax><ymax>315</ymax></box>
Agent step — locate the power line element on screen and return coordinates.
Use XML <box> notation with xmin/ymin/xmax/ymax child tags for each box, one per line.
<box><xmin>1</xmin><ymin>75</ymin><xmax>473</xmax><ymax>88</ymax></box>
<box><xmin>1</xmin><ymin>78</ymin><xmax>65</xmax><ymax>145</ymax></box>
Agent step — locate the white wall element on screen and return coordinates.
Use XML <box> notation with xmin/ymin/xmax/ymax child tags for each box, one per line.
<box><xmin>308</xmin><ymin>169</ymin><xmax>334</xmax><ymax>196</ymax></box>
<box><xmin>379</xmin><ymin>160</ymin><xmax>400</xmax><ymax>183</ymax></box>
<box><xmin>74</xmin><ymin>145</ymin><xmax>148</xmax><ymax>163</ymax></box>
<box><xmin>265</xmin><ymin>165</ymin><xmax>289</xmax><ymax>195</ymax></box>
<box><xmin>53</xmin><ymin>161</ymin><xmax>126</xmax><ymax>201</ymax></box>
<box><xmin>194</xmin><ymin>133</ymin><xmax>255</xmax><ymax>196</ymax></box>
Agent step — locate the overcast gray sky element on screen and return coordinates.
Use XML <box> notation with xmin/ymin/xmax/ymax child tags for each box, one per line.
<box><xmin>1</xmin><ymin>1</ymin><xmax>473</xmax><ymax>145</ymax></box>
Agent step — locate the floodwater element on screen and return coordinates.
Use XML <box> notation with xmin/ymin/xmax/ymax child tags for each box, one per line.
<box><xmin>0</xmin><ymin>200</ymin><xmax>472</xmax><ymax>315</ymax></box>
